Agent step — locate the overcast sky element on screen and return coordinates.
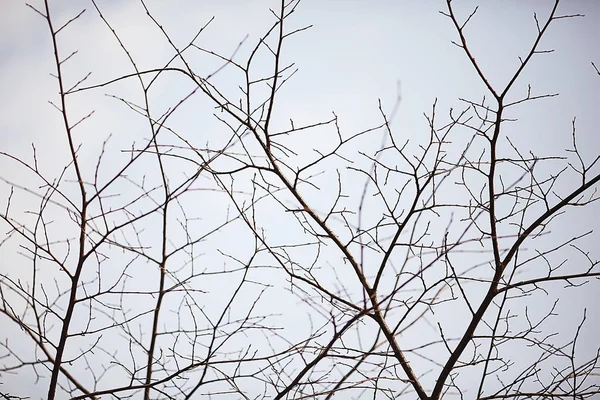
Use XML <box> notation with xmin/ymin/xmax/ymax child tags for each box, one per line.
<box><xmin>1</xmin><ymin>1</ymin><xmax>599</xmax><ymax>399</ymax></box>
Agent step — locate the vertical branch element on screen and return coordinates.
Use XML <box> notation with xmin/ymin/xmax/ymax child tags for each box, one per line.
<box><xmin>431</xmin><ymin>1</ymin><xmax>598</xmax><ymax>398</ymax></box>
<box><xmin>39</xmin><ymin>2</ymin><xmax>89</xmax><ymax>399</ymax></box>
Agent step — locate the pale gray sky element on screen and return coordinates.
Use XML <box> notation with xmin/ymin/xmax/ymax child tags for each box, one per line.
<box><xmin>1</xmin><ymin>1</ymin><xmax>599</xmax><ymax>399</ymax></box>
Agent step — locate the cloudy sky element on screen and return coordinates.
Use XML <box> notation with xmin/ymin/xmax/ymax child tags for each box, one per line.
<box><xmin>1</xmin><ymin>1</ymin><xmax>599</xmax><ymax>399</ymax></box>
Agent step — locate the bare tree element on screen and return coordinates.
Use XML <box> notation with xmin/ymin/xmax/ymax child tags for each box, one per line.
<box><xmin>1</xmin><ymin>0</ymin><xmax>599</xmax><ymax>399</ymax></box>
